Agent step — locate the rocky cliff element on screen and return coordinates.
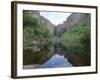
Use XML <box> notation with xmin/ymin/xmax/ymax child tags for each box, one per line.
<box><xmin>54</xmin><ymin>22</ymin><xmax>66</xmax><ymax>36</ymax></box>
<box><xmin>54</xmin><ymin>13</ymin><xmax>90</xmax><ymax>36</ymax></box>
<box><xmin>24</xmin><ymin>11</ymin><xmax>90</xmax><ymax>37</ymax></box>
<box><xmin>65</xmin><ymin>13</ymin><xmax>90</xmax><ymax>28</ymax></box>
<box><xmin>26</xmin><ymin>10</ymin><xmax>55</xmax><ymax>33</ymax></box>
<box><xmin>39</xmin><ymin>16</ymin><xmax>55</xmax><ymax>33</ymax></box>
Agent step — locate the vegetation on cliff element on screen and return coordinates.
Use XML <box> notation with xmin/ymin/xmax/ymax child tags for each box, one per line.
<box><xmin>23</xmin><ymin>11</ymin><xmax>52</xmax><ymax>52</ymax></box>
<box><xmin>61</xmin><ymin>17</ymin><xmax>90</xmax><ymax>61</ymax></box>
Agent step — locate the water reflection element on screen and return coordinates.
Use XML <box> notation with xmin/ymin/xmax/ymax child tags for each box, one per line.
<box><xmin>23</xmin><ymin>43</ymin><xmax>90</xmax><ymax>69</ymax></box>
<box><xmin>54</xmin><ymin>43</ymin><xmax>90</xmax><ymax>66</ymax></box>
<box><xmin>42</xmin><ymin>54</ymin><xmax>72</xmax><ymax>68</ymax></box>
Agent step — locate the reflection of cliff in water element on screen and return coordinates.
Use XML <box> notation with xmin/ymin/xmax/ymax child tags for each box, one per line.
<box><xmin>23</xmin><ymin>42</ymin><xmax>90</xmax><ymax>69</ymax></box>
<box><xmin>23</xmin><ymin>47</ymin><xmax>54</xmax><ymax>65</ymax></box>
<box><xmin>54</xmin><ymin>43</ymin><xmax>90</xmax><ymax>66</ymax></box>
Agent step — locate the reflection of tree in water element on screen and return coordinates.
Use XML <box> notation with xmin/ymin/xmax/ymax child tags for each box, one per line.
<box><xmin>23</xmin><ymin>46</ymin><xmax>54</xmax><ymax>65</ymax></box>
<box><xmin>23</xmin><ymin>42</ymin><xmax>90</xmax><ymax>68</ymax></box>
<box><xmin>54</xmin><ymin>43</ymin><xmax>90</xmax><ymax>66</ymax></box>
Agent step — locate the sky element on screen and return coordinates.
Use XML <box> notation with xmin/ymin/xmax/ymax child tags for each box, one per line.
<box><xmin>40</xmin><ymin>11</ymin><xmax>71</xmax><ymax>25</ymax></box>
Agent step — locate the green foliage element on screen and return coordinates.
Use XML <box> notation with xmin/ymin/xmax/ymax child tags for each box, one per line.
<box><xmin>23</xmin><ymin>10</ymin><xmax>52</xmax><ymax>50</ymax></box>
<box><xmin>61</xmin><ymin>19</ymin><xmax>90</xmax><ymax>56</ymax></box>
<box><xmin>23</xmin><ymin>27</ymin><xmax>35</xmax><ymax>47</ymax></box>
<box><xmin>23</xmin><ymin>11</ymin><xmax>39</xmax><ymax>28</ymax></box>
<box><xmin>51</xmin><ymin>35</ymin><xmax>61</xmax><ymax>44</ymax></box>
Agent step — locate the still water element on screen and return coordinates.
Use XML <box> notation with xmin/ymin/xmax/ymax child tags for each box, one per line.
<box><xmin>23</xmin><ymin>43</ymin><xmax>90</xmax><ymax>69</ymax></box>
<box><xmin>24</xmin><ymin>53</ymin><xmax>72</xmax><ymax>69</ymax></box>
<box><xmin>42</xmin><ymin>53</ymin><xmax>72</xmax><ymax>68</ymax></box>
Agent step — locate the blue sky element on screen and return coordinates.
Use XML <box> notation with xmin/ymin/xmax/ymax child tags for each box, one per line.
<box><xmin>40</xmin><ymin>12</ymin><xmax>71</xmax><ymax>25</ymax></box>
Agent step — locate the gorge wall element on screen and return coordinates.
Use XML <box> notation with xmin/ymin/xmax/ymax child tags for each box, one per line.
<box><xmin>25</xmin><ymin>10</ymin><xmax>90</xmax><ymax>35</ymax></box>
<box><xmin>54</xmin><ymin>13</ymin><xmax>90</xmax><ymax>36</ymax></box>
<box><xmin>26</xmin><ymin>10</ymin><xmax>55</xmax><ymax>33</ymax></box>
